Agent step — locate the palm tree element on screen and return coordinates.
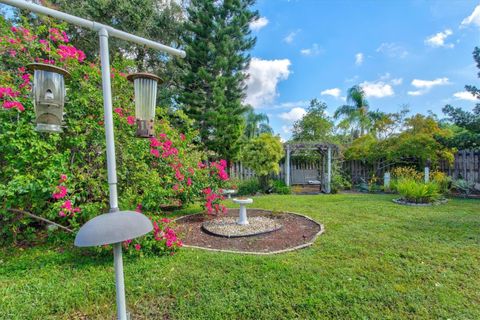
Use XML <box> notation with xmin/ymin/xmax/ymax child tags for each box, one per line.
<box><xmin>334</xmin><ymin>85</ymin><xmax>371</xmax><ymax>137</ymax></box>
<box><xmin>244</xmin><ymin>107</ymin><xmax>273</xmax><ymax>139</ymax></box>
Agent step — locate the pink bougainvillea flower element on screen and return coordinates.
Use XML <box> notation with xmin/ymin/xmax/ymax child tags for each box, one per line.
<box><xmin>134</xmin><ymin>244</ymin><xmax>141</xmax><ymax>251</ymax></box>
<box><xmin>159</xmin><ymin>133</ymin><xmax>167</xmax><ymax>140</ymax></box>
<box><xmin>19</xmin><ymin>73</ymin><xmax>31</xmax><ymax>89</ymax></box>
<box><xmin>0</xmin><ymin>87</ymin><xmax>20</xmax><ymax>98</ymax></box>
<box><xmin>150</xmin><ymin>148</ymin><xmax>160</xmax><ymax>158</ymax></box>
<box><xmin>202</xmin><ymin>187</ymin><xmax>212</xmax><ymax>195</ymax></box>
<box><xmin>59</xmin><ymin>174</ymin><xmax>67</xmax><ymax>183</ymax></box>
<box><xmin>8</xmin><ymin>50</ymin><xmax>16</xmax><ymax>57</ymax></box>
<box><xmin>49</xmin><ymin>28</ymin><xmax>69</xmax><ymax>43</ymax></box>
<box><xmin>57</xmin><ymin>45</ymin><xmax>86</xmax><ymax>62</ymax></box>
<box><xmin>172</xmin><ymin>184</ymin><xmax>179</xmax><ymax>191</ymax></box>
<box><xmin>52</xmin><ymin>185</ymin><xmax>67</xmax><ymax>200</ymax></box>
<box><xmin>59</xmin><ymin>211</ymin><xmax>66</xmax><ymax>217</ymax></box>
<box><xmin>187</xmin><ymin>177</ymin><xmax>192</xmax><ymax>186</ymax></box>
<box><xmin>150</xmin><ymin>137</ymin><xmax>161</xmax><ymax>147</ymax></box>
<box><xmin>2</xmin><ymin>101</ymin><xmax>25</xmax><ymax>111</ymax></box>
<box><xmin>136</xmin><ymin>204</ymin><xmax>142</xmax><ymax>213</ymax></box>
<box><xmin>113</xmin><ymin>108</ymin><xmax>124</xmax><ymax>117</ymax></box>
<box><xmin>61</xmin><ymin>199</ymin><xmax>72</xmax><ymax>211</ymax></box>
<box><xmin>180</xmin><ymin>133</ymin><xmax>186</xmax><ymax>141</ymax></box>
<box><xmin>175</xmin><ymin>170</ymin><xmax>184</xmax><ymax>181</ymax></box>
<box><xmin>126</xmin><ymin>116</ymin><xmax>135</xmax><ymax>125</ymax></box>
<box><xmin>161</xmin><ymin>218</ymin><xmax>171</xmax><ymax>224</ymax></box>
<box><xmin>11</xmin><ymin>26</ymin><xmax>18</xmax><ymax>32</ymax></box>
<box><xmin>73</xmin><ymin>207</ymin><xmax>81</xmax><ymax>213</ymax></box>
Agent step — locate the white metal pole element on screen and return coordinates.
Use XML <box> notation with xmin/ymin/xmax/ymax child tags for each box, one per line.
<box><xmin>99</xmin><ymin>28</ymin><xmax>119</xmax><ymax>212</ymax></box>
<box><xmin>99</xmin><ymin>27</ymin><xmax>126</xmax><ymax>320</ymax></box>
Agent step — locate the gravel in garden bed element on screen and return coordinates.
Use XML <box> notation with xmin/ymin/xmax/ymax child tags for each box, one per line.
<box><xmin>202</xmin><ymin>216</ymin><xmax>282</xmax><ymax>238</ymax></box>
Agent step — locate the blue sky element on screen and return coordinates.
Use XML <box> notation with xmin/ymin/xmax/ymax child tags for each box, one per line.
<box><xmin>245</xmin><ymin>0</ymin><xmax>480</xmax><ymax>140</ymax></box>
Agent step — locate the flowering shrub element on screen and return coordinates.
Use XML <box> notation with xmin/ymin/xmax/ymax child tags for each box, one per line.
<box><xmin>0</xmin><ymin>16</ymin><xmax>228</xmax><ymax>252</ymax></box>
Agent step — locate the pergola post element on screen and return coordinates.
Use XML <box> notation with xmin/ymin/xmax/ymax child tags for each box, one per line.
<box><xmin>285</xmin><ymin>145</ymin><xmax>291</xmax><ymax>186</ymax></box>
<box><xmin>326</xmin><ymin>146</ymin><xmax>332</xmax><ymax>194</ymax></box>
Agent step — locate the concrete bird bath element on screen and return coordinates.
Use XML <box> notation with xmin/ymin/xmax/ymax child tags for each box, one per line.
<box><xmin>223</xmin><ymin>189</ymin><xmax>237</xmax><ymax>199</ymax></box>
<box><xmin>232</xmin><ymin>198</ymin><xmax>253</xmax><ymax>225</ymax></box>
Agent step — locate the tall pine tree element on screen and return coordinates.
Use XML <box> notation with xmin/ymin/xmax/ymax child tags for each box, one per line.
<box><xmin>177</xmin><ymin>0</ymin><xmax>258</xmax><ymax>162</ymax></box>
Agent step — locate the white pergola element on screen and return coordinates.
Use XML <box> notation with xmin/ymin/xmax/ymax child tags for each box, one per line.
<box><xmin>284</xmin><ymin>142</ymin><xmax>337</xmax><ymax>193</ymax></box>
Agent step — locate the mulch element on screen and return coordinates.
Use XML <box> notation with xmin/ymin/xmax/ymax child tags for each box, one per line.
<box><xmin>174</xmin><ymin>209</ymin><xmax>322</xmax><ymax>254</ymax></box>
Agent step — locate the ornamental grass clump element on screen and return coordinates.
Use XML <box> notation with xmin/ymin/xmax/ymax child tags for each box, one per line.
<box><xmin>396</xmin><ymin>178</ymin><xmax>440</xmax><ymax>204</ymax></box>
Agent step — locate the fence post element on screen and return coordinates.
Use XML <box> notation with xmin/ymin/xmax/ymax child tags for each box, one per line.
<box><xmin>326</xmin><ymin>146</ymin><xmax>331</xmax><ymax>193</ymax></box>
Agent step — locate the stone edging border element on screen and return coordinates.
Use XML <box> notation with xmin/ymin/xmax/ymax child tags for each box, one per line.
<box><xmin>173</xmin><ymin>208</ymin><xmax>324</xmax><ymax>255</ymax></box>
<box><xmin>392</xmin><ymin>198</ymin><xmax>449</xmax><ymax>206</ymax></box>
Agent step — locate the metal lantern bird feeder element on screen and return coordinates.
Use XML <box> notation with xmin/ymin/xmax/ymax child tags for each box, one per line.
<box><xmin>127</xmin><ymin>73</ymin><xmax>162</xmax><ymax>138</ymax></box>
<box><xmin>27</xmin><ymin>63</ymin><xmax>70</xmax><ymax>133</ymax></box>
<box><xmin>1</xmin><ymin>1</ymin><xmax>186</xmax><ymax>320</ymax></box>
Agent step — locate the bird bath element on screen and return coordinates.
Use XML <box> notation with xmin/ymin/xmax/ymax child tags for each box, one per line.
<box><xmin>232</xmin><ymin>198</ymin><xmax>253</xmax><ymax>225</ymax></box>
<box><xmin>223</xmin><ymin>189</ymin><xmax>237</xmax><ymax>199</ymax></box>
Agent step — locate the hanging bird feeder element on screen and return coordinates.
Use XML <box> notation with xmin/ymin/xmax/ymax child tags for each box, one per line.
<box><xmin>126</xmin><ymin>73</ymin><xmax>162</xmax><ymax>138</ymax></box>
<box><xmin>27</xmin><ymin>63</ymin><xmax>70</xmax><ymax>133</ymax></box>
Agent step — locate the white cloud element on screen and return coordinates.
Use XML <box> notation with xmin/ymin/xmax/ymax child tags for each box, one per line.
<box><xmin>425</xmin><ymin>29</ymin><xmax>454</xmax><ymax>48</ymax></box>
<box><xmin>321</xmin><ymin>88</ymin><xmax>341</xmax><ymax>98</ymax></box>
<box><xmin>461</xmin><ymin>5</ymin><xmax>480</xmax><ymax>28</ymax></box>
<box><xmin>411</xmin><ymin>77</ymin><xmax>450</xmax><ymax>89</ymax></box>
<box><xmin>355</xmin><ymin>53</ymin><xmax>364</xmax><ymax>66</ymax></box>
<box><xmin>245</xmin><ymin>58</ymin><xmax>291</xmax><ymax>108</ymax></box>
<box><xmin>360</xmin><ymin>81</ymin><xmax>394</xmax><ymax>98</ymax></box>
<box><xmin>453</xmin><ymin>91</ymin><xmax>478</xmax><ymax>101</ymax></box>
<box><xmin>407</xmin><ymin>90</ymin><xmax>423</xmax><ymax>96</ymax></box>
<box><xmin>282</xmin><ymin>125</ymin><xmax>292</xmax><ymax>134</ymax></box>
<box><xmin>407</xmin><ymin>77</ymin><xmax>450</xmax><ymax>96</ymax></box>
<box><xmin>279</xmin><ymin>107</ymin><xmax>307</xmax><ymax>121</ymax></box>
<box><xmin>300</xmin><ymin>43</ymin><xmax>322</xmax><ymax>56</ymax></box>
<box><xmin>284</xmin><ymin>30</ymin><xmax>300</xmax><ymax>44</ymax></box>
<box><xmin>391</xmin><ymin>78</ymin><xmax>403</xmax><ymax>85</ymax></box>
<box><xmin>376</xmin><ymin>42</ymin><xmax>408</xmax><ymax>59</ymax></box>
<box><xmin>250</xmin><ymin>17</ymin><xmax>269</xmax><ymax>31</ymax></box>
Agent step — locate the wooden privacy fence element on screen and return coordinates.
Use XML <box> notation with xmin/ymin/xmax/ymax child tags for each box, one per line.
<box><xmin>230</xmin><ymin>160</ymin><xmax>325</xmax><ymax>184</ymax></box>
<box><xmin>342</xmin><ymin>149</ymin><xmax>480</xmax><ymax>184</ymax></box>
<box><xmin>231</xmin><ymin>150</ymin><xmax>480</xmax><ymax>185</ymax></box>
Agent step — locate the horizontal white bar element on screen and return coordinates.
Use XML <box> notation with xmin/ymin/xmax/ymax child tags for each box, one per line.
<box><xmin>0</xmin><ymin>0</ymin><xmax>186</xmax><ymax>58</ymax></box>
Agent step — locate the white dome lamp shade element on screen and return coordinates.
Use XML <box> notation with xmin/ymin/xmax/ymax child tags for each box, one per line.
<box><xmin>74</xmin><ymin>211</ymin><xmax>153</xmax><ymax>247</ymax></box>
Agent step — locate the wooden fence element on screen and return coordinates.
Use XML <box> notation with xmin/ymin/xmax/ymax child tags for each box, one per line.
<box><xmin>342</xmin><ymin>150</ymin><xmax>480</xmax><ymax>184</ymax></box>
<box><xmin>230</xmin><ymin>150</ymin><xmax>480</xmax><ymax>185</ymax></box>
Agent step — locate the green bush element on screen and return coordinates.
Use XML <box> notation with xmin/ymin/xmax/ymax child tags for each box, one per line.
<box><xmin>396</xmin><ymin>178</ymin><xmax>440</xmax><ymax>203</ymax></box>
<box><xmin>271</xmin><ymin>179</ymin><xmax>291</xmax><ymax>194</ymax></box>
<box><xmin>331</xmin><ymin>170</ymin><xmax>352</xmax><ymax>194</ymax></box>
<box><xmin>237</xmin><ymin>179</ymin><xmax>261</xmax><ymax>196</ymax></box>
<box><xmin>452</xmin><ymin>179</ymin><xmax>475</xmax><ymax>197</ymax></box>
<box><xmin>0</xmin><ymin>17</ymin><xmax>227</xmax><ymax>248</ymax></box>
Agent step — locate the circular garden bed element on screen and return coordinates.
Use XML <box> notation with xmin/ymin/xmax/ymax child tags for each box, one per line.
<box><xmin>174</xmin><ymin>208</ymin><xmax>323</xmax><ymax>254</ymax></box>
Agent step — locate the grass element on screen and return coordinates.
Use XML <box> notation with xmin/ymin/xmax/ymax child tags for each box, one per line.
<box><xmin>1</xmin><ymin>194</ymin><xmax>479</xmax><ymax>319</ymax></box>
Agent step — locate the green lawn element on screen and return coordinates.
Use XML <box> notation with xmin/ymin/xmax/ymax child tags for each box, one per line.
<box><xmin>1</xmin><ymin>194</ymin><xmax>479</xmax><ymax>319</ymax></box>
